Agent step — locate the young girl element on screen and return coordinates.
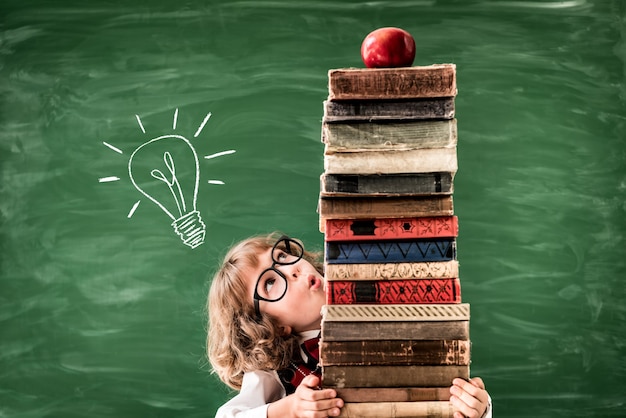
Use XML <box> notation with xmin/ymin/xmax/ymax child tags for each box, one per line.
<box><xmin>207</xmin><ymin>232</ymin><xmax>492</xmax><ymax>418</ymax></box>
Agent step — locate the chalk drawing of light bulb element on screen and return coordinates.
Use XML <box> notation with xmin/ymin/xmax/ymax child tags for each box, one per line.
<box><xmin>99</xmin><ymin>109</ymin><xmax>234</xmax><ymax>249</ymax></box>
<box><xmin>128</xmin><ymin>134</ymin><xmax>205</xmax><ymax>249</ymax></box>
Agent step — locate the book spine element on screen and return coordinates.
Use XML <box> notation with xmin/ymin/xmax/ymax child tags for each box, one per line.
<box><xmin>321</xmin><ymin>304</ymin><xmax>470</xmax><ymax>322</ymax></box>
<box><xmin>328</xmin><ymin>65</ymin><xmax>457</xmax><ymax>100</ymax></box>
<box><xmin>322</xmin><ymin>120</ymin><xmax>457</xmax><ymax>151</ymax></box>
<box><xmin>320</xmin><ymin>173</ymin><xmax>454</xmax><ymax>196</ymax></box>
<box><xmin>321</xmin><ymin>320</ymin><xmax>470</xmax><ymax>341</ymax></box>
<box><xmin>323</xmin><ymin>98</ymin><xmax>455</xmax><ymax>122</ymax></box>
<box><xmin>322</xmin><ymin>365</ymin><xmax>469</xmax><ymax>388</ymax></box>
<box><xmin>324</xmin><ymin>147</ymin><xmax>458</xmax><ymax>175</ymax></box>
<box><xmin>324</xmin><ymin>261</ymin><xmax>460</xmax><ymax>281</ymax></box>
<box><xmin>325</xmin><ymin>217</ymin><xmax>458</xmax><ymax>241</ymax></box>
<box><xmin>320</xmin><ymin>340</ymin><xmax>470</xmax><ymax>366</ymax></box>
<box><xmin>326</xmin><ymin>279</ymin><xmax>461</xmax><ymax>305</ymax></box>
<box><xmin>336</xmin><ymin>401</ymin><xmax>457</xmax><ymax>418</ymax></box>
<box><xmin>318</xmin><ymin>196</ymin><xmax>454</xmax><ymax>221</ymax></box>
<box><xmin>335</xmin><ymin>387</ymin><xmax>451</xmax><ymax>403</ymax></box>
<box><xmin>325</xmin><ymin>239</ymin><xmax>456</xmax><ymax>264</ymax></box>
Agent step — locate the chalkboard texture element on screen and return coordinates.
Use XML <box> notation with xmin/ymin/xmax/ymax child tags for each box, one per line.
<box><xmin>1</xmin><ymin>1</ymin><xmax>625</xmax><ymax>417</ymax></box>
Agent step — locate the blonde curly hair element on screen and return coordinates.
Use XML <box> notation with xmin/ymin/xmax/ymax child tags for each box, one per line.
<box><xmin>207</xmin><ymin>232</ymin><xmax>323</xmax><ymax>390</ymax></box>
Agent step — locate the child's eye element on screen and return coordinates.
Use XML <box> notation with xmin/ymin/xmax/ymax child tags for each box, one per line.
<box><xmin>276</xmin><ymin>251</ymin><xmax>288</xmax><ymax>262</ymax></box>
<box><xmin>264</xmin><ymin>277</ymin><xmax>276</xmax><ymax>294</ymax></box>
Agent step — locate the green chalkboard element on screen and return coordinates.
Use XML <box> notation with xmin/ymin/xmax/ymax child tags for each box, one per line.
<box><xmin>1</xmin><ymin>1</ymin><xmax>625</xmax><ymax>417</ymax></box>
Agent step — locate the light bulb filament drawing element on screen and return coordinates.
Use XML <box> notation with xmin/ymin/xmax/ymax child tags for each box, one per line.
<box><xmin>150</xmin><ymin>151</ymin><xmax>187</xmax><ymax>218</ymax></box>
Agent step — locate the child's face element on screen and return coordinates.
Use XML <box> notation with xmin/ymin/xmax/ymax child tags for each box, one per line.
<box><xmin>245</xmin><ymin>246</ymin><xmax>326</xmax><ymax>334</ymax></box>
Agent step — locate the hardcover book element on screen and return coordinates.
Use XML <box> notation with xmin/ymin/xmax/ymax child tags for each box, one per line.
<box><xmin>321</xmin><ymin>303</ymin><xmax>470</xmax><ymax>322</ymax></box>
<box><xmin>322</xmin><ymin>119</ymin><xmax>457</xmax><ymax>151</ymax></box>
<box><xmin>324</xmin><ymin>147</ymin><xmax>457</xmax><ymax>175</ymax></box>
<box><xmin>335</xmin><ymin>401</ymin><xmax>458</xmax><ymax>418</ymax></box>
<box><xmin>335</xmin><ymin>387</ymin><xmax>451</xmax><ymax>403</ymax></box>
<box><xmin>325</xmin><ymin>217</ymin><xmax>458</xmax><ymax>241</ymax></box>
<box><xmin>324</xmin><ymin>261</ymin><xmax>460</xmax><ymax>281</ymax></box>
<box><xmin>320</xmin><ymin>173</ymin><xmax>454</xmax><ymax>196</ymax></box>
<box><xmin>321</xmin><ymin>304</ymin><xmax>470</xmax><ymax>341</ymax></box>
<box><xmin>328</xmin><ymin>65</ymin><xmax>457</xmax><ymax>101</ymax></box>
<box><xmin>325</xmin><ymin>239</ymin><xmax>456</xmax><ymax>264</ymax></box>
<box><xmin>318</xmin><ymin>196</ymin><xmax>454</xmax><ymax>226</ymax></box>
<box><xmin>322</xmin><ymin>364</ymin><xmax>469</xmax><ymax>388</ymax></box>
<box><xmin>326</xmin><ymin>278</ymin><xmax>461</xmax><ymax>305</ymax></box>
<box><xmin>321</xmin><ymin>319</ymin><xmax>470</xmax><ymax>342</ymax></box>
<box><xmin>320</xmin><ymin>339</ymin><xmax>470</xmax><ymax>366</ymax></box>
<box><xmin>323</xmin><ymin>98</ymin><xmax>455</xmax><ymax>122</ymax></box>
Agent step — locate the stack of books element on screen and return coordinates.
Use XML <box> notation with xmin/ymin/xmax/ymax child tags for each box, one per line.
<box><xmin>318</xmin><ymin>64</ymin><xmax>470</xmax><ymax>418</ymax></box>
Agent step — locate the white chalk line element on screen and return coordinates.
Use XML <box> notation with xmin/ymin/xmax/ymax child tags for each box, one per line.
<box><xmin>127</xmin><ymin>200</ymin><xmax>141</xmax><ymax>218</ymax></box>
<box><xmin>99</xmin><ymin>176</ymin><xmax>121</xmax><ymax>183</ymax></box>
<box><xmin>102</xmin><ymin>141</ymin><xmax>123</xmax><ymax>154</ymax></box>
<box><xmin>205</xmin><ymin>149</ymin><xmax>236</xmax><ymax>159</ymax></box>
<box><xmin>194</xmin><ymin>112</ymin><xmax>212</xmax><ymax>138</ymax></box>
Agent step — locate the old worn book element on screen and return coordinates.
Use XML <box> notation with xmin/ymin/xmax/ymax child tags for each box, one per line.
<box><xmin>323</xmin><ymin>98</ymin><xmax>455</xmax><ymax>122</ymax></box>
<box><xmin>318</xmin><ymin>196</ymin><xmax>454</xmax><ymax>228</ymax></box>
<box><xmin>325</xmin><ymin>217</ymin><xmax>458</xmax><ymax>241</ymax></box>
<box><xmin>328</xmin><ymin>65</ymin><xmax>457</xmax><ymax>101</ymax></box>
<box><xmin>335</xmin><ymin>387</ymin><xmax>451</xmax><ymax>403</ymax></box>
<box><xmin>322</xmin><ymin>319</ymin><xmax>470</xmax><ymax>341</ymax></box>
<box><xmin>321</xmin><ymin>304</ymin><xmax>470</xmax><ymax>341</ymax></box>
<box><xmin>324</xmin><ymin>261</ymin><xmax>460</xmax><ymax>281</ymax></box>
<box><xmin>322</xmin><ymin>303</ymin><xmax>470</xmax><ymax>322</ymax></box>
<box><xmin>326</xmin><ymin>278</ymin><xmax>461</xmax><ymax>305</ymax></box>
<box><xmin>336</xmin><ymin>401</ymin><xmax>457</xmax><ymax>418</ymax></box>
<box><xmin>320</xmin><ymin>339</ymin><xmax>470</xmax><ymax>366</ymax></box>
<box><xmin>320</xmin><ymin>173</ymin><xmax>454</xmax><ymax>196</ymax></box>
<box><xmin>325</xmin><ymin>239</ymin><xmax>456</xmax><ymax>264</ymax></box>
<box><xmin>322</xmin><ymin>120</ymin><xmax>457</xmax><ymax>151</ymax></box>
<box><xmin>322</xmin><ymin>364</ymin><xmax>469</xmax><ymax>388</ymax></box>
<box><xmin>324</xmin><ymin>147</ymin><xmax>457</xmax><ymax>175</ymax></box>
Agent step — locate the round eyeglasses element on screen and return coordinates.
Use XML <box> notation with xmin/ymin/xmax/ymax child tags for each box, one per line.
<box><xmin>253</xmin><ymin>236</ymin><xmax>304</xmax><ymax>319</ymax></box>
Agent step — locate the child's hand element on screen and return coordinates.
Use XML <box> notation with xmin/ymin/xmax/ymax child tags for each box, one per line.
<box><xmin>289</xmin><ymin>375</ymin><xmax>343</xmax><ymax>417</ymax></box>
<box><xmin>450</xmin><ymin>377</ymin><xmax>490</xmax><ymax>418</ymax></box>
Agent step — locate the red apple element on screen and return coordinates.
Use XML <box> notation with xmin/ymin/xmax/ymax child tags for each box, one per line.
<box><xmin>360</xmin><ymin>27</ymin><xmax>416</xmax><ymax>68</ymax></box>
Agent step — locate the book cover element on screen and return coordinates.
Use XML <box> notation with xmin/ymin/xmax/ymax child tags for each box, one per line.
<box><xmin>324</xmin><ymin>261</ymin><xmax>460</xmax><ymax>281</ymax></box>
<box><xmin>322</xmin><ymin>120</ymin><xmax>457</xmax><ymax>151</ymax></box>
<box><xmin>325</xmin><ymin>217</ymin><xmax>458</xmax><ymax>241</ymax></box>
<box><xmin>324</xmin><ymin>147</ymin><xmax>457</xmax><ymax>175</ymax></box>
<box><xmin>328</xmin><ymin>65</ymin><xmax>457</xmax><ymax>101</ymax></box>
<box><xmin>326</xmin><ymin>278</ymin><xmax>461</xmax><ymax>305</ymax></box>
<box><xmin>325</xmin><ymin>239</ymin><xmax>456</xmax><ymax>264</ymax></box>
<box><xmin>335</xmin><ymin>387</ymin><xmax>451</xmax><ymax>403</ymax></box>
<box><xmin>322</xmin><ymin>364</ymin><xmax>469</xmax><ymax>388</ymax></box>
<box><xmin>318</xmin><ymin>196</ymin><xmax>454</xmax><ymax>227</ymax></box>
<box><xmin>323</xmin><ymin>98</ymin><xmax>455</xmax><ymax>122</ymax></box>
<box><xmin>320</xmin><ymin>339</ymin><xmax>470</xmax><ymax>366</ymax></box>
<box><xmin>335</xmin><ymin>401</ymin><xmax>457</xmax><ymax>418</ymax></box>
<box><xmin>320</xmin><ymin>173</ymin><xmax>454</xmax><ymax>196</ymax></box>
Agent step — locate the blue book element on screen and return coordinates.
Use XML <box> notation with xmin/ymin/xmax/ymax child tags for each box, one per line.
<box><xmin>325</xmin><ymin>239</ymin><xmax>456</xmax><ymax>264</ymax></box>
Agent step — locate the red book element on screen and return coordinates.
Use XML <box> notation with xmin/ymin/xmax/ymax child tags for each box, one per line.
<box><xmin>325</xmin><ymin>217</ymin><xmax>458</xmax><ymax>241</ymax></box>
<box><xmin>326</xmin><ymin>278</ymin><xmax>461</xmax><ymax>305</ymax></box>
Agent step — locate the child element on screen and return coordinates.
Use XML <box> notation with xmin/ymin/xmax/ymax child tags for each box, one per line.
<box><xmin>207</xmin><ymin>232</ymin><xmax>492</xmax><ymax>418</ymax></box>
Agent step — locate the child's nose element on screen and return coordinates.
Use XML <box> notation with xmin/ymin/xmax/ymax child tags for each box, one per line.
<box><xmin>286</xmin><ymin>264</ymin><xmax>301</xmax><ymax>280</ymax></box>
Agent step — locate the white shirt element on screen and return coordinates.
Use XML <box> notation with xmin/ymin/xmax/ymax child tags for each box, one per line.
<box><xmin>215</xmin><ymin>329</ymin><xmax>492</xmax><ymax>418</ymax></box>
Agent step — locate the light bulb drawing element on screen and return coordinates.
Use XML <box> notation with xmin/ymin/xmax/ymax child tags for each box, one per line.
<box><xmin>128</xmin><ymin>134</ymin><xmax>205</xmax><ymax>248</ymax></box>
<box><xmin>98</xmin><ymin>109</ymin><xmax>235</xmax><ymax>249</ymax></box>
